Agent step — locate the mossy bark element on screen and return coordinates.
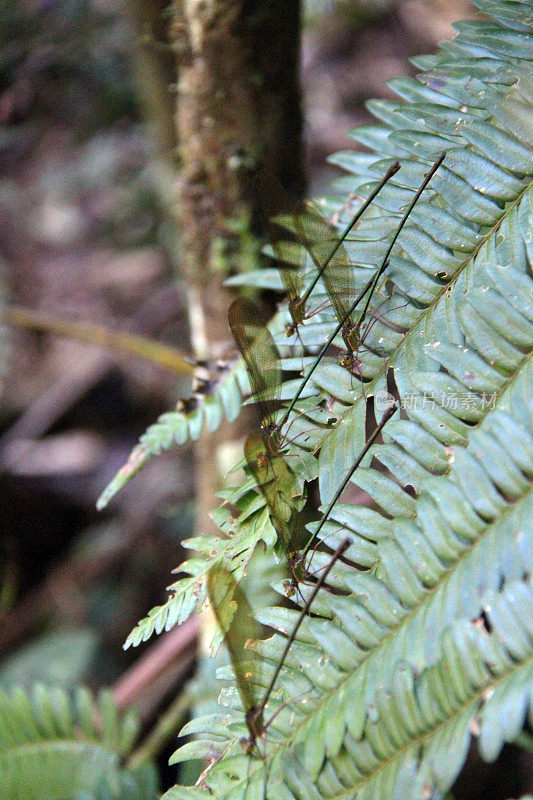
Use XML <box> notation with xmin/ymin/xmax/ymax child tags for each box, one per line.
<box><xmin>128</xmin><ymin>0</ymin><xmax>302</xmax><ymax>535</ymax></box>
<box><xmin>169</xmin><ymin>0</ymin><xmax>303</xmax><ymax>534</ymax></box>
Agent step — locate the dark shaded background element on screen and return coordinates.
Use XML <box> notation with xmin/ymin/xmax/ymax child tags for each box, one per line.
<box><xmin>4</xmin><ymin>2</ymin><xmax>530</xmax><ymax>796</ymax></box>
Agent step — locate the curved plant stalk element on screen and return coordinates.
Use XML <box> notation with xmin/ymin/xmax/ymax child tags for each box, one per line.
<box><xmin>6</xmin><ymin>306</ymin><xmax>195</xmax><ymax>377</ymax></box>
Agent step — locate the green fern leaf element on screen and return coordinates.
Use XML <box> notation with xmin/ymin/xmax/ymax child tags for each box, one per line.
<box><xmin>0</xmin><ymin>686</ymin><xmax>158</xmax><ymax>800</ymax></box>
<box><xmin>96</xmin><ymin>357</ymin><xmax>250</xmax><ymax>509</ymax></box>
<box><xmin>166</xmin><ymin>3</ymin><xmax>533</xmax><ymax>798</ymax></box>
<box><xmin>123</xmin><ymin>470</ymin><xmax>300</xmax><ymax>648</ymax></box>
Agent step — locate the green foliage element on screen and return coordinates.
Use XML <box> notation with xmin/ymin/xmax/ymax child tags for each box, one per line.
<box><xmin>0</xmin><ymin>685</ymin><xmax>159</xmax><ymax>800</ymax></box>
<box><xmin>97</xmin><ymin>355</ymin><xmax>251</xmax><ymax>510</ymax></box>
<box><xmin>122</xmin><ymin>453</ymin><xmax>304</xmax><ymax>648</ymax></box>
<box><xmin>154</xmin><ymin>1</ymin><xmax>533</xmax><ymax>798</ymax></box>
<box><xmin>0</xmin><ymin>630</ymin><xmax>98</xmax><ymax>689</ymax></box>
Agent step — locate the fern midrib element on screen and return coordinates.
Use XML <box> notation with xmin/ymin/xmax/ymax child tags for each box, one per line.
<box><xmin>326</xmin><ymin>648</ymin><xmax>533</xmax><ymax>800</ymax></box>
<box><xmin>256</xmin><ymin>482</ymin><xmax>530</xmax><ymax>758</ymax></box>
<box><xmin>313</xmin><ymin>179</ymin><xmax>532</xmax><ymax>454</ymax></box>
<box><xmin>226</xmin><ymin>620</ymin><xmax>533</xmax><ymax>800</ymax></box>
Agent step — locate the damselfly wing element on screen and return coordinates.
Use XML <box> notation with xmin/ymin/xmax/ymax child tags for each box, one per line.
<box><xmin>229</xmin><ymin>297</ymin><xmax>310</xmax><ymax>590</ymax></box>
<box><xmin>255</xmin><ymin>164</ymin><xmax>400</xmax><ymax>340</ymax></box>
<box><xmin>207</xmin><ymin>565</ymin><xmax>265</xmax><ymax>756</ymax></box>
<box><xmin>207</xmin><ymin>537</ymin><xmax>350</xmax><ymax>761</ymax></box>
<box><xmin>243</xmin><ymin>433</ymin><xmax>306</xmax><ymax>584</ymax></box>
<box><xmin>229</xmin><ymin>297</ymin><xmax>399</xmax><ymax>592</ymax></box>
<box><xmin>229</xmin><ymin>297</ymin><xmax>283</xmax><ymax>444</ymax></box>
<box><xmin>278</xmin><ymin>152</ymin><xmax>446</xmax><ymax>430</ymax></box>
<box><xmin>254</xmin><ymin>171</ymin><xmax>307</xmax><ymax>334</ymax></box>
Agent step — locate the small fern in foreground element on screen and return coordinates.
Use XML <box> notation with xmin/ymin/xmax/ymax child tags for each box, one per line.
<box><xmin>0</xmin><ymin>685</ymin><xmax>158</xmax><ymax>800</ymax></box>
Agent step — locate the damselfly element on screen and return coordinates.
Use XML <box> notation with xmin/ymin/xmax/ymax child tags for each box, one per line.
<box><xmin>278</xmin><ymin>152</ymin><xmax>446</xmax><ymax>430</ymax></box>
<box><xmin>207</xmin><ymin>537</ymin><xmax>350</xmax><ymax>761</ymax></box>
<box><xmin>255</xmin><ymin>163</ymin><xmax>400</xmax><ymax>338</ymax></box>
<box><xmin>228</xmin><ymin>297</ymin><xmax>313</xmax><ymax>588</ymax></box>
<box><xmin>229</xmin><ymin>296</ymin><xmax>398</xmax><ymax>593</ymax></box>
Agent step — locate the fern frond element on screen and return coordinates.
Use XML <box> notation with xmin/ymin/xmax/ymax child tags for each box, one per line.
<box><xmin>167</xmin><ymin>326</ymin><xmax>532</xmax><ymax>798</ymax></box>
<box><xmin>301</xmin><ymin>61</ymin><xmax>532</xmax><ymax>506</ymax></box>
<box><xmin>0</xmin><ymin>685</ymin><xmax>158</xmax><ymax>800</ymax></box>
<box><xmin>165</xmin><ymin>2</ymin><xmax>533</xmax><ymax>797</ymax></box>
<box><xmin>96</xmin><ymin>356</ymin><xmax>251</xmax><ymax>509</ymax></box>
<box><xmin>123</xmin><ymin>441</ymin><xmax>316</xmax><ymax>649</ymax></box>
<box><xmin>125</xmin><ymin>0</ymin><xmax>532</xmax><ymax>644</ymax></box>
<box><xmin>101</xmin><ymin>5</ymin><xmax>532</xmax><ymax>507</ymax></box>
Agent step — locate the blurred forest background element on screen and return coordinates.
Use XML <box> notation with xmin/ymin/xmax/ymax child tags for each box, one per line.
<box><xmin>7</xmin><ymin>0</ymin><xmax>527</xmax><ymax>795</ymax></box>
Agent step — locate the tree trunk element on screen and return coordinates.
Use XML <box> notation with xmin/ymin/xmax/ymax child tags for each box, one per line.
<box><xmin>169</xmin><ymin>0</ymin><xmax>303</xmax><ymax>535</ymax></box>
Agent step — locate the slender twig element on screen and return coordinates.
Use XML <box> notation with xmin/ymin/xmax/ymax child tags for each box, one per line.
<box><xmin>259</xmin><ymin>537</ymin><xmax>350</xmax><ymax>725</ymax></box>
<box><xmin>5</xmin><ymin>307</ymin><xmax>195</xmax><ymax>376</ymax></box>
<box><xmin>302</xmin><ymin>401</ymin><xmax>398</xmax><ymax>559</ymax></box>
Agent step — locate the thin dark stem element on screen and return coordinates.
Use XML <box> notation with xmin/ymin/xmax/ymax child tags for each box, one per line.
<box><xmin>357</xmin><ymin>152</ymin><xmax>446</xmax><ymax>328</ymax></box>
<box><xmin>301</xmin><ymin>402</ymin><xmax>397</xmax><ymax>559</ymax></box>
<box><xmin>259</xmin><ymin>538</ymin><xmax>350</xmax><ymax>722</ymax></box>
<box><xmin>279</xmin><ymin>264</ymin><xmax>384</xmax><ymax>428</ymax></box>
<box><xmin>299</xmin><ymin>161</ymin><xmax>400</xmax><ymax>307</ymax></box>
<box><xmin>278</xmin><ymin>152</ymin><xmax>445</xmax><ymax>431</ymax></box>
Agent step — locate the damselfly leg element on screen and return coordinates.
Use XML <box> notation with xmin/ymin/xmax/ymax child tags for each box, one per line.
<box><xmin>278</xmin><ymin>152</ymin><xmax>445</xmax><ymax>430</ymax></box>
<box><xmin>255</xmin><ymin>163</ymin><xmax>400</xmax><ymax>340</ymax></box>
